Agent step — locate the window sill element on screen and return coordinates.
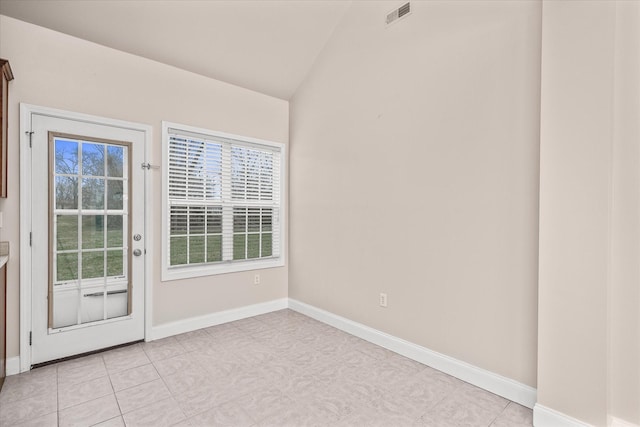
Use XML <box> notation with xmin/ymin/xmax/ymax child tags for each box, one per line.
<box><xmin>161</xmin><ymin>258</ymin><xmax>285</xmax><ymax>282</ymax></box>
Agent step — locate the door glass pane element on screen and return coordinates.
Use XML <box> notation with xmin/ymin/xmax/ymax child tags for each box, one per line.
<box><xmin>81</xmin><ymin>286</ymin><xmax>104</xmax><ymax>324</ymax></box>
<box><xmin>82</xmin><ymin>251</ymin><xmax>104</xmax><ymax>279</ymax></box>
<box><xmin>51</xmin><ymin>135</ymin><xmax>131</xmax><ymax>329</ymax></box>
<box><xmin>82</xmin><ymin>215</ymin><xmax>104</xmax><ymax>249</ymax></box>
<box><xmin>107</xmin><ymin>146</ymin><xmax>124</xmax><ymax>177</ymax></box>
<box><xmin>56</xmin><ymin>215</ymin><xmax>78</xmax><ymax>251</ymax></box>
<box><xmin>53</xmin><ymin>289</ymin><xmax>79</xmax><ymax>328</ymax></box>
<box><xmin>107</xmin><ymin>250</ymin><xmax>123</xmax><ymax>277</ymax></box>
<box><xmin>82</xmin><ymin>143</ymin><xmax>105</xmax><ymax>176</ymax></box>
<box><xmin>82</xmin><ymin>178</ymin><xmax>105</xmax><ymax>209</ymax></box>
<box><xmin>55</xmin><ymin>140</ymin><xmax>78</xmax><ymax>175</ymax></box>
<box><xmin>56</xmin><ymin>253</ymin><xmax>78</xmax><ymax>283</ymax></box>
<box><xmin>106</xmin><ymin>287</ymin><xmax>128</xmax><ymax>320</ymax></box>
<box><xmin>55</xmin><ymin>176</ymin><xmax>78</xmax><ymax>209</ymax></box>
<box><xmin>107</xmin><ymin>180</ymin><xmax>123</xmax><ymax>210</ymax></box>
<box><xmin>107</xmin><ymin>216</ymin><xmax>123</xmax><ymax>248</ymax></box>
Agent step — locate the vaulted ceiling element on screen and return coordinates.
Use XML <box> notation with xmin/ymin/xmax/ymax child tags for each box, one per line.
<box><xmin>0</xmin><ymin>0</ymin><xmax>351</xmax><ymax>100</ymax></box>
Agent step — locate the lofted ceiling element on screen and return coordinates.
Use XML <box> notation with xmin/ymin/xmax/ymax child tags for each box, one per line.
<box><xmin>0</xmin><ymin>0</ymin><xmax>351</xmax><ymax>100</ymax></box>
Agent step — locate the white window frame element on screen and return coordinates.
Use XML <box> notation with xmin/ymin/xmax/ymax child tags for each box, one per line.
<box><xmin>161</xmin><ymin>121</ymin><xmax>285</xmax><ymax>281</ymax></box>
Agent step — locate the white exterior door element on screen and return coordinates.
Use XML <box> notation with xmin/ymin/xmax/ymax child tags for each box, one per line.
<box><xmin>28</xmin><ymin>111</ymin><xmax>146</xmax><ymax>365</ymax></box>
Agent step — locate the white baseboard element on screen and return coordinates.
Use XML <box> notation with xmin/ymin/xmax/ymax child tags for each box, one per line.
<box><xmin>533</xmin><ymin>404</ymin><xmax>592</xmax><ymax>427</ymax></box>
<box><xmin>288</xmin><ymin>298</ymin><xmax>537</xmax><ymax>409</ymax></box>
<box><xmin>6</xmin><ymin>356</ymin><xmax>21</xmax><ymax>376</ymax></box>
<box><xmin>611</xmin><ymin>416</ymin><xmax>640</xmax><ymax>427</ymax></box>
<box><xmin>533</xmin><ymin>405</ymin><xmax>640</xmax><ymax>427</ymax></box>
<box><xmin>149</xmin><ymin>298</ymin><xmax>288</xmax><ymax>341</ymax></box>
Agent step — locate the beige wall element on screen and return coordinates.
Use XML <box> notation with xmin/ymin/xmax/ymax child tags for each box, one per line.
<box><xmin>290</xmin><ymin>1</ymin><xmax>541</xmax><ymax>387</ymax></box>
<box><xmin>610</xmin><ymin>2</ymin><xmax>640</xmax><ymax>423</ymax></box>
<box><xmin>538</xmin><ymin>1</ymin><xmax>640</xmax><ymax>425</ymax></box>
<box><xmin>0</xmin><ymin>15</ymin><xmax>289</xmax><ymax>359</ymax></box>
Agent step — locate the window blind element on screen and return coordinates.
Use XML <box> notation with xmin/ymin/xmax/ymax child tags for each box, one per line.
<box><xmin>167</xmin><ymin>130</ymin><xmax>281</xmax><ymax>268</ymax></box>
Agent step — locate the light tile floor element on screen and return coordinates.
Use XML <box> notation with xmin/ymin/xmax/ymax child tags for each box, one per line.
<box><xmin>0</xmin><ymin>309</ymin><xmax>534</xmax><ymax>427</ymax></box>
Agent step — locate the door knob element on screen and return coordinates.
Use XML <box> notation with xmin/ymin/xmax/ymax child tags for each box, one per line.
<box><xmin>133</xmin><ymin>249</ymin><xmax>142</xmax><ymax>256</ymax></box>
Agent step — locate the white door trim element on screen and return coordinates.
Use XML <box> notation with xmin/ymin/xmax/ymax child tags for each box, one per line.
<box><xmin>19</xmin><ymin>103</ymin><xmax>153</xmax><ymax>372</ymax></box>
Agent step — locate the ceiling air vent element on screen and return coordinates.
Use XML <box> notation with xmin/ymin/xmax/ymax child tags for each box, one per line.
<box><xmin>386</xmin><ymin>2</ymin><xmax>411</xmax><ymax>26</ymax></box>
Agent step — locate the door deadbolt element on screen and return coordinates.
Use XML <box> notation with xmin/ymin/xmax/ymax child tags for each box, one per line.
<box><xmin>133</xmin><ymin>234</ymin><xmax>142</xmax><ymax>241</ymax></box>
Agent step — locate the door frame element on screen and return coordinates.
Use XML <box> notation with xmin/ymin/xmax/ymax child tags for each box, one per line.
<box><xmin>19</xmin><ymin>104</ymin><xmax>153</xmax><ymax>372</ymax></box>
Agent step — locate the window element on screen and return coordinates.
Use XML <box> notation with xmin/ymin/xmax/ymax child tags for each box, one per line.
<box><xmin>162</xmin><ymin>122</ymin><xmax>284</xmax><ymax>281</ymax></box>
<box><xmin>50</xmin><ymin>134</ymin><xmax>131</xmax><ymax>326</ymax></box>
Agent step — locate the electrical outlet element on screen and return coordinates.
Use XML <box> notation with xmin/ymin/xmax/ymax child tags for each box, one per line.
<box><xmin>379</xmin><ymin>292</ymin><xmax>388</xmax><ymax>307</ymax></box>
<box><xmin>254</xmin><ymin>274</ymin><xmax>261</xmax><ymax>285</ymax></box>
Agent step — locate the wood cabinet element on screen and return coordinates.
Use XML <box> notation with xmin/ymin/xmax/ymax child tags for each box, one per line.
<box><xmin>0</xmin><ymin>59</ymin><xmax>14</xmax><ymax>198</ymax></box>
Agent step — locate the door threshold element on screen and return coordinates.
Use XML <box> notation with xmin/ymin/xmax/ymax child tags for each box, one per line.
<box><xmin>31</xmin><ymin>339</ymin><xmax>144</xmax><ymax>370</ymax></box>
